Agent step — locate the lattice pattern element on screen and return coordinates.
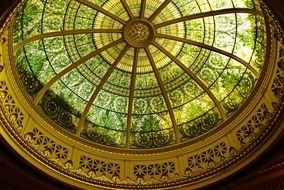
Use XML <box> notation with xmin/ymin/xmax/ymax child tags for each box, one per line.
<box><xmin>133</xmin><ymin>162</ymin><xmax>175</xmax><ymax>180</ymax></box>
<box><xmin>0</xmin><ymin>80</ymin><xmax>24</xmax><ymax>129</ymax></box>
<box><xmin>0</xmin><ymin>0</ymin><xmax>283</xmax><ymax>189</ymax></box>
<box><xmin>79</xmin><ymin>155</ymin><xmax>120</xmax><ymax>178</ymax></box>
<box><xmin>187</xmin><ymin>142</ymin><xmax>228</xmax><ymax>172</ymax></box>
<box><xmin>26</xmin><ymin>128</ymin><xmax>69</xmax><ymax>160</ymax></box>
<box><xmin>272</xmin><ymin>47</ymin><xmax>284</xmax><ymax>98</ymax></box>
<box><xmin>236</xmin><ymin>104</ymin><xmax>269</xmax><ymax>145</ymax></box>
<box><xmin>128</xmin><ymin>23</ymin><xmax>150</xmax><ymax>42</ymax></box>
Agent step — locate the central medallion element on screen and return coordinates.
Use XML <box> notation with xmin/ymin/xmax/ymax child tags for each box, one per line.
<box><xmin>124</xmin><ymin>20</ymin><xmax>155</xmax><ymax>48</ymax></box>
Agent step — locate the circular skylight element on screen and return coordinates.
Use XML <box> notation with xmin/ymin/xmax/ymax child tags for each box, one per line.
<box><xmin>12</xmin><ymin>0</ymin><xmax>266</xmax><ymax>149</ymax></box>
<box><xmin>2</xmin><ymin>0</ymin><xmax>284</xmax><ymax>189</ymax></box>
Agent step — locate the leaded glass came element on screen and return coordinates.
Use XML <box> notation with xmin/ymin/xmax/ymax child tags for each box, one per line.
<box><xmin>12</xmin><ymin>0</ymin><xmax>266</xmax><ymax>149</ymax></box>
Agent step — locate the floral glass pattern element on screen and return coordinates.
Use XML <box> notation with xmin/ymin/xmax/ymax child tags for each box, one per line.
<box><xmin>12</xmin><ymin>0</ymin><xmax>266</xmax><ymax>149</ymax></box>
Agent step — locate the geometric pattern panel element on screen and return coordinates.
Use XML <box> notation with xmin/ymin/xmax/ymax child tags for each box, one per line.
<box><xmin>236</xmin><ymin>104</ymin><xmax>269</xmax><ymax>145</ymax></box>
<box><xmin>26</xmin><ymin>128</ymin><xmax>69</xmax><ymax>160</ymax></box>
<box><xmin>0</xmin><ymin>80</ymin><xmax>24</xmax><ymax>130</ymax></box>
<box><xmin>79</xmin><ymin>155</ymin><xmax>120</xmax><ymax>178</ymax></box>
<box><xmin>187</xmin><ymin>142</ymin><xmax>228</xmax><ymax>172</ymax></box>
<box><xmin>272</xmin><ymin>47</ymin><xmax>284</xmax><ymax>98</ymax></box>
<box><xmin>133</xmin><ymin>161</ymin><xmax>176</xmax><ymax>180</ymax></box>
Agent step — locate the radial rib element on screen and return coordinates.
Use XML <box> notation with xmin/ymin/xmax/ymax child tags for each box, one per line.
<box><xmin>155</xmin><ymin>8</ymin><xmax>263</xmax><ymax>28</ymax></box>
<box><xmin>148</xmin><ymin>0</ymin><xmax>171</xmax><ymax>22</ymax></box>
<box><xmin>139</xmin><ymin>0</ymin><xmax>146</xmax><ymax>18</ymax></box>
<box><xmin>75</xmin><ymin>0</ymin><xmax>126</xmax><ymax>24</ymax></box>
<box><xmin>145</xmin><ymin>47</ymin><xmax>181</xmax><ymax>143</ymax></box>
<box><xmin>156</xmin><ymin>34</ymin><xmax>259</xmax><ymax>77</ymax></box>
<box><xmin>76</xmin><ymin>45</ymin><xmax>130</xmax><ymax>135</ymax></box>
<box><xmin>34</xmin><ymin>38</ymin><xmax>124</xmax><ymax>104</ymax></box>
<box><xmin>126</xmin><ymin>48</ymin><xmax>139</xmax><ymax>149</ymax></box>
<box><xmin>121</xmin><ymin>0</ymin><xmax>134</xmax><ymax>20</ymax></box>
<box><xmin>153</xmin><ymin>41</ymin><xmax>227</xmax><ymax>120</ymax></box>
<box><xmin>14</xmin><ymin>29</ymin><xmax>123</xmax><ymax>52</ymax></box>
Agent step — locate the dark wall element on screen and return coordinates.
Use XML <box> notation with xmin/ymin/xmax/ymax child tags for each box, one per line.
<box><xmin>0</xmin><ymin>0</ymin><xmax>284</xmax><ymax>190</ymax></box>
<box><xmin>0</xmin><ymin>0</ymin><xmax>19</xmax><ymax>16</ymax></box>
<box><xmin>264</xmin><ymin>0</ymin><xmax>284</xmax><ymax>26</ymax></box>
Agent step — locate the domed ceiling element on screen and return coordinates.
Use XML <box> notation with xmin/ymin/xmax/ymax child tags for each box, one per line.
<box><xmin>12</xmin><ymin>0</ymin><xmax>265</xmax><ymax>149</ymax></box>
<box><xmin>0</xmin><ymin>0</ymin><xmax>284</xmax><ymax>189</ymax></box>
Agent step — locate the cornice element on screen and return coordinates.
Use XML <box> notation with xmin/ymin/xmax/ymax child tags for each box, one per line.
<box><xmin>0</xmin><ymin>0</ymin><xmax>284</xmax><ymax>189</ymax></box>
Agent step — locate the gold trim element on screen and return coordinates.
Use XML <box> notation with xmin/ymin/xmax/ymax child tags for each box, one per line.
<box><xmin>13</xmin><ymin>29</ymin><xmax>123</xmax><ymax>53</ymax></box>
<box><xmin>124</xmin><ymin>19</ymin><xmax>155</xmax><ymax>48</ymax></box>
<box><xmin>121</xmin><ymin>0</ymin><xmax>134</xmax><ymax>20</ymax></box>
<box><xmin>74</xmin><ymin>0</ymin><xmax>126</xmax><ymax>25</ymax></box>
<box><xmin>153</xmin><ymin>41</ymin><xmax>227</xmax><ymax>120</ymax></box>
<box><xmin>155</xmin><ymin>8</ymin><xmax>263</xmax><ymax>28</ymax></box>
<box><xmin>126</xmin><ymin>48</ymin><xmax>138</xmax><ymax>149</ymax></box>
<box><xmin>145</xmin><ymin>46</ymin><xmax>180</xmax><ymax>143</ymax></box>
<box><xmin>34</xmin><ymin>38</ymin><xmax>124</xmax><ymax>104</ymax></box>
<box><xmin>4</xmin><ymin>0</ymin><xmax>276</xmax><ymax>155</ymax></box>
<box><xmin>139</xmin><ymin>0</ymin><xmax>146</xmax><ymax>19</ymax></box>
<box><xmin>1</xmin><ymin>1</ymin><xmax>284</xmax><ymax>189</ymax></box>
<box><xmin>156</xmin><ymin>34</ymin><xmax>260</xmax><ymax>77</ymax></box>
<box><xmin>76</xmin><ymin>45</ymin><xmax>130</xmax><ymax>135</ymax></box>
<box><xmin>148</xmin><ymin>0</ymin><xmax>171</xmax><ymax>22</ymax></box>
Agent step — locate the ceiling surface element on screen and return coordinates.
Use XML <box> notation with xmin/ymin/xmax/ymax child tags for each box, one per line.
<box><xmin>0</xmin><ymin>0</ymin><xmax>284</xmax><ymax>189</ymax></box>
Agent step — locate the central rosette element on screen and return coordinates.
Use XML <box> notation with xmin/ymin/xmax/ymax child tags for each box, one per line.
<box><xmin>129</xmin><ymin>23</ymin><xmax>149</xmax><ymax>42</ymax></box>
<box><xmin>124</xmin><ymin>20</ymin><xmax>155</xmax><ymax>48</ymax></box>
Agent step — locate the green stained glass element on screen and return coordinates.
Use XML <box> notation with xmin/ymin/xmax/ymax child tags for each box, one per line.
<box><xmin>12</xmin><ymin>0</ymin><xmax>267</xmax><ymax>149</ymax></box>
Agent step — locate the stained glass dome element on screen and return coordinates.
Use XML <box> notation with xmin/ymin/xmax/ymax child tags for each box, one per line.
<box><xmin>11</xmin><ymin>0</ymin><xmax>266</xmax><ymax>149</ymax></box>
<box><xmin>1</xmin><ymin>0</ymin><xmax>284</xmax><ymax>189</ymax></box>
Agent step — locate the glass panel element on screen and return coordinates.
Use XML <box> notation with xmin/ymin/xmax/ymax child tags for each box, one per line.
<box><xmin>12</xmin><ymin>0</ymin><xmax>267</xmax><ymax>149</ymax></box>
<box><xmin>173</xmin><ymin>93</ymin><xmax>215</xmax><ymax>125</ymax></box>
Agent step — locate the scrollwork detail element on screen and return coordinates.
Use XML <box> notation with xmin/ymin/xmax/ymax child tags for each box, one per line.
<box><xmin>40</xmin><ymin>92</ymin><xmax>75</xmax><ymax>132</ymax></box>
<box><xmin>25</xmin><ymin>128</ymin><xmax>69</xmax><ymax>161</ymax></box>
<box><xmin>0</xmin><ymin>80</ymin><xmax>24</xmax><ymax>131</ymax></box>
<box><xmin>180</xmin><ymin>111</ymin><xmax>221</xmax><ymax>141</ymax></box>
<box><xmin>131</xmin><ymin>129</ymin><xmax>174</xmax><ymax>148</ymax></box>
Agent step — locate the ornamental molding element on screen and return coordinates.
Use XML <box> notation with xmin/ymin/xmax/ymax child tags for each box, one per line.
<box><xmin>0</xmin><ymin>0</ymin><xmax>284</xmax><ymax>189</ymax></box>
